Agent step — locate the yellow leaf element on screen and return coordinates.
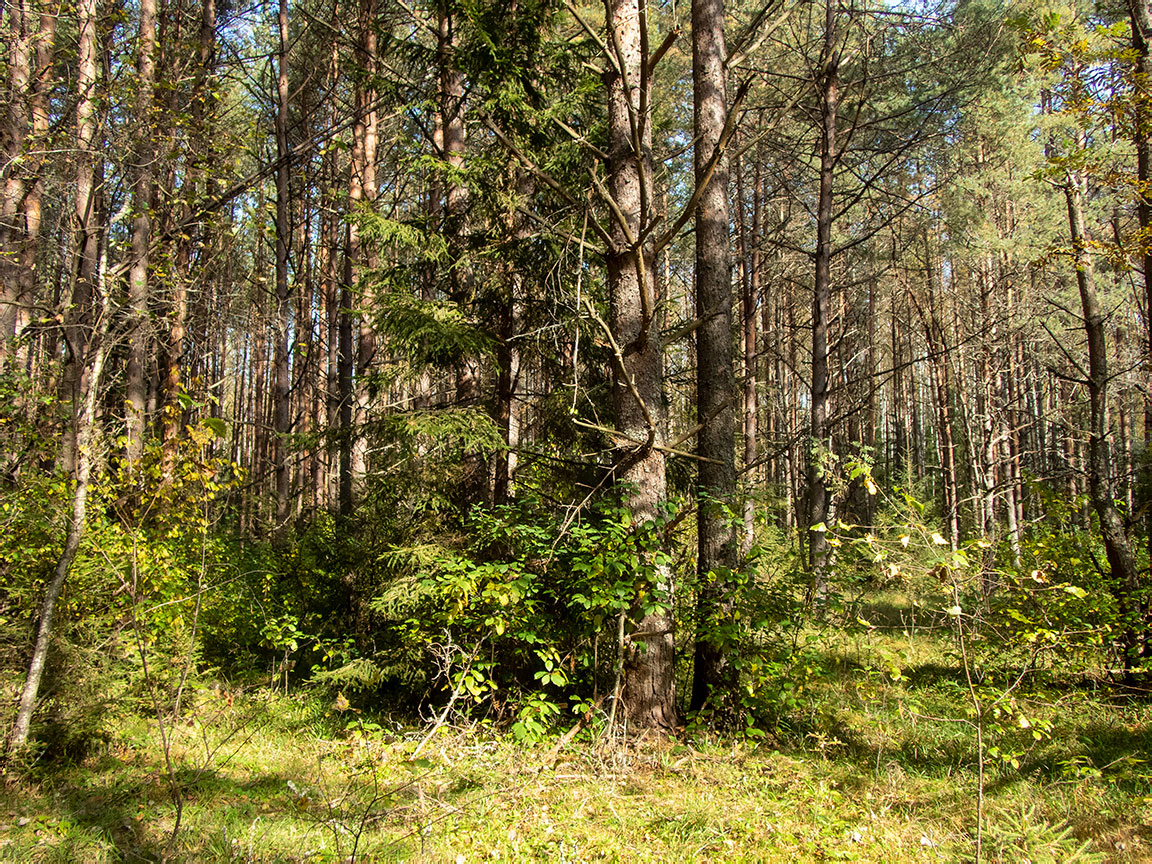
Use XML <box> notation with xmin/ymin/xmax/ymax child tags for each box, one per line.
<box><xmin>931</xmin><ymin>532</ymin><xmax>947</xmax><ymax>545</ymax></box>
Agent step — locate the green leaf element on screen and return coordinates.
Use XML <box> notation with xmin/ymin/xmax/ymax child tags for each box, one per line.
<box><xmin>203</xmin><ymin>417</ymin><xmax>229</xmax><ymax>438</ymax></box>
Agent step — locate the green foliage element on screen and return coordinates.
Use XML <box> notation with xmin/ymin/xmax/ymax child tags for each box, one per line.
<box><xmin>985</xmin><ymin>805</ymin><xmax>1103</xmax><ymax>863</ymax></box>
<box><xmin>364</xmin><ymin>495</ymin><xmax>678</xmax><ymax>734</ymax></box>
<box><xmin>370</xmin><ymin>294</ymin><xmax>495</xmax><ymax>370</ymax></box>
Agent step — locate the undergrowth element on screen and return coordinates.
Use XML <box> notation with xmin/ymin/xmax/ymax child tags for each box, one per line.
<box><xmin>1</xmin><ymin>600</ymin><xmax>1148</xmax><ymax>863</ymax></box>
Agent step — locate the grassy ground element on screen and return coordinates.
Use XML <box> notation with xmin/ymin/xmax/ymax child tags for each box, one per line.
<box><xmin>1</xmin><ymin>602</ymin><xmax>1150</xmax><ymax>862</ymax></box>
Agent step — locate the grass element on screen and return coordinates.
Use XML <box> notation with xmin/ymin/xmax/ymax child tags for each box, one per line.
<box><xmin>1</xmin><ymin>599</ymin><xmax>1150</xmax><ymax>862</ymax></box>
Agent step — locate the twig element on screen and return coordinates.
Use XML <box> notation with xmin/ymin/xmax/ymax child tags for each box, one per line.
<box><xmin>412</xmin><ymin>638</ymin><xmax>481</xmax><ymax>759</ymax></box>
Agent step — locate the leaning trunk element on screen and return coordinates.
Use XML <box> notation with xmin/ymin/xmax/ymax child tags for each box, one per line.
<box><xmin>1064</xmin><ymin>167</ymin><xmax>1144</xmax><ymax>676</ymax></box>
<box><xmin>9</xmin><ymin>292</ymin><xmax>111</xmax><ymax>753</ymax></box>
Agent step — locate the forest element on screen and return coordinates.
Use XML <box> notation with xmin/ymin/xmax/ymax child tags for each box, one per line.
<box><xmin>1</xmin><ymin>0</ymin><xmax>1152</xmax><ymax>857</ymax></box>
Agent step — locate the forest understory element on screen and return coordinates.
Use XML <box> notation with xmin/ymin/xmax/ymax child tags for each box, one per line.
<box><xmin>1</xmin><ymin>591</ymin><xmax>1150</xmax><ymax>864</ymax></box>
<box><xmin>0</xmin><ymin>589</ymin><xmax>1142</xmax><ymax>864</ymax></box>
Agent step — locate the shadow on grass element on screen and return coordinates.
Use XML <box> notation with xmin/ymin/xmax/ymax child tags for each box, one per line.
<box><xmin>3</xmin><ymin>761</ymin><xmax>322</xmax><ymax>862</ymax></box>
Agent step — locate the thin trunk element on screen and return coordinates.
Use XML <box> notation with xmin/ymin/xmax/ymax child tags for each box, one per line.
<box><xmin>808</xmin><ymin>0</ymin><xmax>838</xmax><ymax>591</ymax></box>
<box><xmin>9</xmin><ymin>281</ymin><xmax>111</xmax><ymax>753</ymax></box>
<box><xmin>338</xmin><ymin>238</ymin><xmax>354</xmax><ymax>517</ymax></box>
<box><xmin>350</xmin><ymin>0</ymin><xmax>379</xmax><ymax>493</ymax></box>
<box><xmin>162</xmin><ymin>0</ymin><xmax>216</xmax><ymax>454</ymax></box>
<box><xmin>126</xmin><ymin>0</ymin><xmax>159</xmax><ymax>463</ymax></box>
<box><xmin>741</xmin><ymin>147</ymin><xmax>762</xmax><ymax>555</ymax></box>
<box><xmin>61</xmin><ymin>0</ymin><xmax>100</xmax><ymax>472</ymax></box>
<box><xmin>0</xmin><ymin>0</ymin><xmax>53</xmax><ymax>363</ymax></box>
<box><xmin>0</xmin><ymin>0</ymin><xmax>33</xmax><ymax>358</ymax></box>
<box><xmin>1064</xmin><ymin>166</ymin><xmax>1144</xmax><ymax>675</ymax></box>
<box><xmin>272</xmin><ymin>0</ymin><xmax>292</xmax><ymax>536</ymax></box>
<box><xmin>1126</xmin><ymin>0</ymin><xmax>1152</xmax><ymax>606</ymax></box>
<box><xmin>494</xmin><ymin>169</ymin><xmax>531</xmax><ymax>506</ymax></box>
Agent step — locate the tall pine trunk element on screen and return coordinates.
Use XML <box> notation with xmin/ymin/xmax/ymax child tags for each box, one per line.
<box><xmin>272</xmin><ymin>0</ymin><xmax>292</xmax><ymax>536</ymax></box>
<box><xmin>808</xmin><ymin>0</ymin><xmax>838</xmax><ymax>592</ymax></box>
<box><xmin>126</xmin><ymin>0</ymin><xmax>159</xmax><ymax>464</ymax></box>
<box><xmin>604</xmin><ymin>0</ymin><xmax>676</xmax><ymax>730</ymax></box>
<box><xmin>690</xmin><ymin>0</ymin><xmax>737</xmax><ymax>716</ymax></box>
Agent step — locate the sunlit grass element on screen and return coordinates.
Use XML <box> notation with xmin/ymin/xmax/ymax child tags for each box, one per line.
<box><xmin>1</xmin><ymin>611</ymin><xmax>1149</xmax><ymax>862</ymax></box>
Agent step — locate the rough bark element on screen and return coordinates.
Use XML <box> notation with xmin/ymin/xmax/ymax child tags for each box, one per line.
<box><xmin>60</xmin><ymin>0</ymin><xmax>100</xmax><ymax>474</ymax></box>
<box><xmin>273</xmin><ymin>0</ymin><xmax>292</xmax><ymax>535</ymax></box>
<box><xmin>0</xmin><ymin>0</ymin><xmax>33</xmax><ymax>359</ymax></box>
<box><xmin>162</xmin><ymin>0</ymin><xmax>216</xmax><ymax>455</ymax></box>
<box><xmin>0</xmin><ymin>0</ymin><xmax>53</xmax><ymax>364</ymax></box>
<box><xmin>689</xmin><ymin>0</ymin><xmax>738</xmax><ymax>716</ymax></box>
<box><xmin>126</xmin><ymin>0</ymin><xmax>159</xmax><ymax>464</ymax></box>
<box><xmin>605</xmin><ymin>0</ymin><xmax>676</xmax><ymax>730</ymax></box>
<box><xmin>349</xmin><ymin>0</ymin><xmax>379</xmax><ymax>493</ymax></box>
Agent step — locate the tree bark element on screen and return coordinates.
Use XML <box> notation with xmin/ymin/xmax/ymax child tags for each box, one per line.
<box><xmin>494</xmin><ymin>169</ymin><xmax>532</xmax><ymax>506</ymax></box>
<box><xmin>0</xmin><ymin>0</ymin><xmax>33</xmax><ymax>359</ymax></box>
<box><xmin>60</xmin><ymin>0</ymin><xmax>100</xmax><ymax>474</ymax></box>
<box><xmin>349</xmin><ymin>0</ymin><xmax>379</xmax><ymax>495</ymax></box>
<box><xmin>272</xmin><ymin>0</ymin><xmax>292</xmax><ymax>536</ymax></box>
<box><xmin>1126</xmin><ymin>0</ymin><xmax>1152</xmax><ymax>631</ymax></box>
<box><xmin>689</xmin><ymin>0</ymin><xmax>738</xmax><ymax>716</ymax></box>
<box><xmin>126</xmin><ymin>0</ymin><xmax>159</xmax><ymax>464</ymax></box>
<box><xmin>1064</xmin><ymin>166</ymin><xmax>1144</xmax><ymax>676</ymax></box>
<box><xmin>0</xmin><ymin>0</ymin><xmax>53</xmax><ymax>365</ymax></box>
<box><xmin>808</xmin><ymin>0</ymin><xmax>838</xmax><ymax>593</ymax></box>
<box><xmin>604</xmin><ymin>0</ymin><xmax>676</xmax><ymax>730</ymax></box>
<box><xmin>8</xmin><ymin>285</ymin><xmax>111</xmax><ymax>754</ymax></box>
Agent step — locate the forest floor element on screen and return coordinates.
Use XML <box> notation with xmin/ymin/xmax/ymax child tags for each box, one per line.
<box><xmin>1</xmin><ymin>598</ymin><xmax>1150</xmax><ymax>862</ymax></box>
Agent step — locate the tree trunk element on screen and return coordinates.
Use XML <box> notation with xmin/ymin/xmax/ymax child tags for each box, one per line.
<box><xmin>604</xmin><ymin>0</ymin><xmax>676</xmax><ymax>730</ymax></box>
<box><xmin>0</xmin><ymin>0</ymin><xmax>33</xmax><ymax>359</ymax></box>
<box><xmin>1064</xmin><ymin>166</ymin><xmax>1144</xmax><ymax>676</ymax></box>
<box><xmin>690</xmin><ymin>0</ymin><xmax>737</xmax><ymax>716</ymax></box>
<box><xmin>126</xmin><ymin>0</ymin><xmax>159</xmax><ymax>464</ymax></box>
<box><xmin>60</xmin><ymin>0</ymin><xmax>100</xmax><ymax>473</ymax></box>
<box><xmin>808</xmin><ymin>0</ymin><xmax>838</xmax><ymax>592</ymax></box>
<box><xmin>740</xmin><ymin>148</ymin><xmax>761</xmax><ymax>555</ymax></box>
<box><xmin>272</xmin><ymin>0</ymin><xmax>292</xmax><ymax>536</ymax></box>
<box><xmin>0</xmin><ymin>0</ymin><xmax>53</xmax><ymax>364</ymax></box>
<box><xmin>350</xmin><ymin>0</ymin><xmax>379</xmax><ymax>495</ymax></box>
<box><xmin>1126</xmin><ymin>0</ymin><xmax>1152</xmax><ymax>626</ymax></box>
<box><xmin>8</xmin><ymin>287</ymin><xmax>111</xmax><ymax>753</ymax></box>
<box><xmin>494</xmin><ymin>169</ymin><xmax>532</xmax><ymax>506</ymax></box>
